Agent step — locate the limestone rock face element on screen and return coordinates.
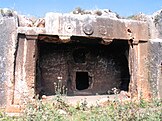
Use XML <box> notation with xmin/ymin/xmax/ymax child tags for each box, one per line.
<box><xmin>18</xmin><ymin>15</ymin><xmax>34</xmax><ymax>27</ymax></box>
<box><xmin>0</xmin><ymin>13</ymin><xmax>18</xmax><ymax>107</ymax></box>
<box><xmin>152</xmin><ymin>9</ymin><xmax>162</xmax><ymax>38</ymax></box>
<box><xmin>131</xmin><ymin>9</ymin><xmax>162</xmax><ymax>39</ymax></box>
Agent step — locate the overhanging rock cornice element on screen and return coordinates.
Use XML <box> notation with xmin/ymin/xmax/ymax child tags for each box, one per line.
<box><xmin>18</xmin><ymin>13</ymin><xmax>149</xmax><ymax>42</ymax></box>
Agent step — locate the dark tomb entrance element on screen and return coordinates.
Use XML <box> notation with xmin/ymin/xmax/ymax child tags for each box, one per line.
<box><xmin>76</xmin><ymin>72</ymin><xmax>89</xmax><ymax>90</ymax></box>
<box><xmin>36</xmin><ymin>38</ymin><xmax>130</xmax><ymax>97</ymax></box>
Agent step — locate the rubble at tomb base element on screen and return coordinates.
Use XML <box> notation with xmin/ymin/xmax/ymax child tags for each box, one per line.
<box><xmin>0</xmin><ymin>8</ymin><xmax>162</xmax><ymax>113</ymax></box>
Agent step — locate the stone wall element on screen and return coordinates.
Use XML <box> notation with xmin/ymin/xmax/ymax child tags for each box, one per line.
<box><xmin>148</xmin><ymin>10</ymin><xmax>162</xmax><ymax>98</ymax></box>
<box><xmin>148</xmin><ymin>42</ymin><xmax>162</xmax><ymax>98</ymax></box>
<box><xmin>131</xmin><ymin>10</ymin><xmax>162</xmax><ymax>99</ymax></box>
<box><xmin>0</xmin><ymin>14</ymin><xmax>18</xmax><ymax>106</ymax></box>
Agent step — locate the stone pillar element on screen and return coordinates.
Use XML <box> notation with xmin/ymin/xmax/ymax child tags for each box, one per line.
<box><xmin>138</xmin><ymin>41</ymin><xmax>151</xmax><ymax>99</ymax></box>
<box><xmin>129</xmin><ymin>41</ymin><xmax>139</xmax><ymax>99</ymax></box>
<box><xmin>13</xmin><ymin>34</ymin><xmax>37</xmax><ymax>105</ymax></box>
<box><xmin>25</xmin><ymin>35</ymin><xmax>37</xmax><ymax>101</ymax></box>
<box><xmin>129</xmin><ymin>40</ymin><xmax>151</xmax><ymax>100</ymax></box>
<box><xmin>148</xmin><ymin>41</ymin><xmax>162</xmax><ymax>99</ymax></box>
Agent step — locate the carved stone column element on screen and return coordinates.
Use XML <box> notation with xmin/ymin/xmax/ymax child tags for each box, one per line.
<box><xmin>13</xmin><ymin>34</ymin><xmax>37</xmax><ymax>105</ymax></box>
<box><xmin>129</xmin><ymin>40</ymin><xmax>139</xmax><ymax>99</ymax></box>
<box><xmin>129</xmin><ymin>40</ymin><xmax>151</xmax><ymax>100</ymax></box>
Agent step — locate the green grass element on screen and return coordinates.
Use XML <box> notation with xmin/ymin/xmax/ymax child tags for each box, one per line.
<box><xmin>0</xmin><ymin>98</ymin><xmax>161</xmax><ymax>121</ymax></box>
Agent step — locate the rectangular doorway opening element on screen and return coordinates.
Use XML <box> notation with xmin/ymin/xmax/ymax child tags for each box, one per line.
<box><xmin>76</xmin><ymin>72</ymin><xmax>89</xmax><ymax>90</ymax></box>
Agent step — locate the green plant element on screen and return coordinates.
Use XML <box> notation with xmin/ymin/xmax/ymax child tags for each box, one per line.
<box><xmin>139</xmin><ymin>98</ymin><xmax>148</xmax><ymax>108</ymax></box>
<box><xmin>54</xmin><ymin>77</ymin><xmax>67</xmax><ymax>96</ymax></box>
<box><xmin>0</xmin><ymin>98</ymin><xmax>161</xmax><ymax>121</ymax></box>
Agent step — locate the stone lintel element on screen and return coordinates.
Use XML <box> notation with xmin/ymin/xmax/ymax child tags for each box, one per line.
<box><xmin>45</xmin><ymin>13</ymin><xmax>149</xmax><ymax>41</ymax></box>
<box><xmin>17</xmin><ymin>14</ymin><xmax>149</xmax><ymax>42</ymax></box>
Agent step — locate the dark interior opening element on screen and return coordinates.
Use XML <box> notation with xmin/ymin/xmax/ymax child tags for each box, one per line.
<box><xmin>36</xmin><ymin>39</ymin><xmax>130</xmax><ymax>96</ymax></box>
<box><xmin>76</xmin><ymin>72</ymin><xmax>89</xmax><ymax>90</ymax></box>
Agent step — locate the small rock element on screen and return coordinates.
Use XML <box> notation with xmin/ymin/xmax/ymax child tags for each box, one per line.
<box><xmin>119</xmin><ymin>91</ymin><xmax>131</xmax><ymax>99</ymax></box>
<box><xmin>57</xmin><ymin>109</ymin><xmax>67</xmax><ymax>115</ymax></box>
<box><xmin>0</xmin><ymin>8</ymin><xmax>13</xmax><ymax>17</ymax></box>
<box><xmin>42</xmin><ymin>95</ymin><xmax>47</xmax><ymax>99</ymax></box>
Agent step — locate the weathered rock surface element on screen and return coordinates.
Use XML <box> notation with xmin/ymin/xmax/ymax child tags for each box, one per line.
<box><xmin>0</xmin><ymin>13</ymin><xmax>18</xmax><ymax>106</ymax></box>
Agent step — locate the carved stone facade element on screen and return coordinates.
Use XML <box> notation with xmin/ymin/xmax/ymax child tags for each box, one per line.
<box><xmin>0</xmin><ymin>8</ymin><xmax>162</xmax><ymax>113</ymax></box>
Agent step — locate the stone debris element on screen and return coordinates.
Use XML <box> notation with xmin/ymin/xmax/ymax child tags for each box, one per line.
<box><xmin>18</xmin><ymin>15</ymin><xmax>34</xmax><ymax>27</ymax></box>
<box><xmin>152</xmin><ymin>9</ymin><xmax>162</xmax><ymax>26</ymax></box>
<box><xmin>71</xmin><ymin>8</ymin><xmax>120</xmax><ymax>18</ymax></box>
<box><xmin>57</xmin><ymin>109</ymin><xmax>67</xmax><ymax>115</ymax></box>
<box><xmin>127</xmin><ymin>13</ymin><xmax>148</xmax><ymax>21</ymax></box>
<box><xmin>107</xmin><ymin>87</ymin><xmax>120</xmax><ymax>94</ymax></box>
<box><xmin>34</xmin><ymin>18</ymin><xmax>45</xmax><ymax>27</ymax></box>
<box><xmin>0</xmin><ymin>8</ymin><xmax>13</xmax><ymax>17</ymax></box>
